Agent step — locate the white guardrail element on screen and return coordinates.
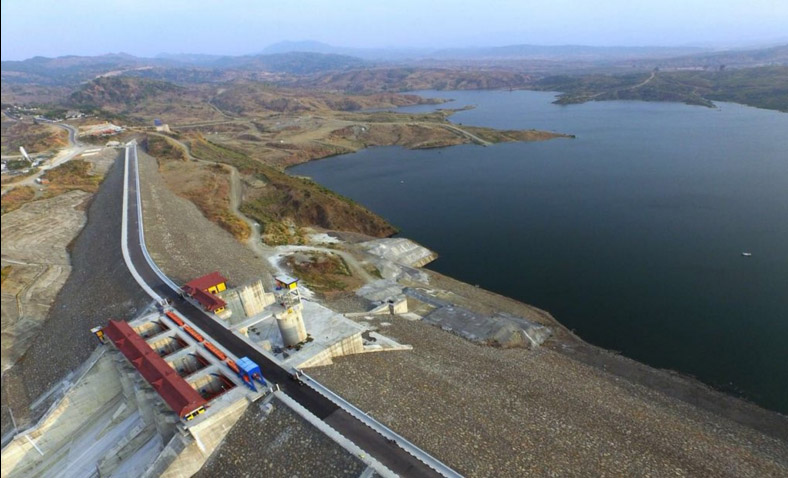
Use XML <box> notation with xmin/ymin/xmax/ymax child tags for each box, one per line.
<box><xmin>121</xmin><ymin>142</ymin><xmax>162</xmax><ymax>302</ymax></box>
<box><xmin>124</xmin><ymin>142</ymin><xmax>463</xmax><ymax>478</ymax></box>
<box><xmin>129</xmin><ymin>142</ymin><xmax>180</xmax><ymax>292</ymax></box>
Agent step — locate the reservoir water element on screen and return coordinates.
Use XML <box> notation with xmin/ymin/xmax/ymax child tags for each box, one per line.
<box><xmin>290</xmin><ymin>91</ymin><xmax>788</xmax><ymax>413</ymax></box>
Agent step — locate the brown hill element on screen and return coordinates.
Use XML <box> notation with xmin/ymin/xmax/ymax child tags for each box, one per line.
<box><xmin>211</xmin><ymin>82</ymin><xmax>444</xmax><ymax>115</ymax></box>
<box><xmin>69</xmin><ymin>76</ymin><xmax>183</xmax><ymax>109</ymax></box>
<box><xmin>296</xmin><ymin>67</ymin><xmax>535</xmax><ymax>93</ymax></box>
<box><xmin>0</xmin><ymin>120</ymin><xmax>67</xmax><ymax>155</ymax></box>
<box><xmin>183</xmin><ymin>134</ymin><xmax>396</xmax><ymax>243</ymax></box>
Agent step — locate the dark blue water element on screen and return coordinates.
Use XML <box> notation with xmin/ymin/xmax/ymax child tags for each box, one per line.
<box><xmin>290</xmin><ymin>91</ymin><xmax>788</xmax><ymax>413</ymax></box>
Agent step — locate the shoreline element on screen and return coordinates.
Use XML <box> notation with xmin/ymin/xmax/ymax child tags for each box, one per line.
<box><xmin>282</xmin><ymin>131</ymin><xmax>786</xmax><ymax>435</ymax></box>
<box><xmin>286</xmin><ymin>153</ymin><xmax>786</xmax><ymax>422</ymax></box>
<box><xmin>284</xmin><ymin>92</ymin><xmax>787</xmax><ymax>419</ymax></box>
<box><xmin>286</xmin><ymin>145</ymin><xmax>786</xmax><ymax>421</ymax></box>
<box><xmin>418</xmin><ymin>268</ymin><xmax>788</xmax><ymax>441</ymax></box>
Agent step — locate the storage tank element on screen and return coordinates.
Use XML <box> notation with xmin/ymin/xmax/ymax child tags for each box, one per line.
<box><xmin>276</xmin><ymin>308</ymin><xmax>307</xmax><ymax>347</ymax></box>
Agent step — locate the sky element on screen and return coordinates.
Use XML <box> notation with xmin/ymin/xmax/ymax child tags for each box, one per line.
<box><xmin>2</xmin><ymin>0</ymin><xmax>787</xmax><ymax>60</ymax></box>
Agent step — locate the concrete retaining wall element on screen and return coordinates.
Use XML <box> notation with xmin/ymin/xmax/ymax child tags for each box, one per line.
<box><xmin>297</xmin><ymin>334</ymin><xmax>365</xmax><ymax>368</ymax></box>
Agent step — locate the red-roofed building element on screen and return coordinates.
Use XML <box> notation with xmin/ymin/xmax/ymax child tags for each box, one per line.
<box><xmin>183</xmin><ymin>272</ymin><xmax>227</xmax><ymax>295</ymax></box>
<box><xmin>182</xmin><ymin>272</ymin><xmax>228</xmax><ymax>314</ymax></box>
<box><xmin>103</xmin><ymin>320</ymin><xmax>207</xmax><ymax>420</ymax></box>
<box><xmin>190</xmin><ymin>288</ymin><xmax>227</xmax><ymax>313</ymax></box>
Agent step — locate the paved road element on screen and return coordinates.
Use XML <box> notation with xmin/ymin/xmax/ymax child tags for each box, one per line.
<box><xmin>124</xmin><ymin>145</ymin><xmax>443</xmax><ymax>478</ymax></box>
<box><xmin>1</xmin><ymin>122</ymin><xmax>86</xmax><ymax>194</ymax></box>
<box><xmin>44</xmin><ymin>123</ymin><xmax>84</xmax><ymax>170</ymax></box>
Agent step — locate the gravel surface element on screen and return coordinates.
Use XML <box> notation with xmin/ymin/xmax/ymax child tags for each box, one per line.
<box><xmin>137</xmin><ymin>149</ymin><xmax>274</xmax><ymax>287</ymax></box>
<box><xmin>195</xmin><ymin>398</ymin><xmax>366</xmax><ymax>478</ymax></box>
<box><xmin>309</xmin><ymin>316</ymin><xmax>788</xmax><ymax>478</ymax></box>
<box><xmin>0</xmin><ymin>385</ymin><xmax>13</xmax><ymax>441</ymax></box>
<box><xmin>1</xmin><ymin>152</ymin><xmax>149</xmax><ymax>432</ymax></box>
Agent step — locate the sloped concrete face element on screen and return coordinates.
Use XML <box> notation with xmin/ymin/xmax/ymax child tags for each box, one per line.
<box><xmin>356</xmin><ymin>280</ymin><xmax>409</xmax><ymax>316</ymax></box>
<box><xmin>1</xmin><ymin>344</ymin><xmax>255</xmax><ymax>478</ymax></box>
<box><xmin>356</xmin><ymin>280</ymin><xmax>403</xmax><ymax>304</ymax></box>
<box><xmin>423</xmin><ymin>305</ymin><xmax>552</xmax><ymax>349</ymax></box>
<box><xmin>150</xmin><ymin>397</ymin><xmax>250</xmax><ymax>478</ymax></box>
<box><xmin>361</xmin><ymin>238</ymin><xmax>437</xmax><ymax>269</ymax></box>
<box><xmin>236</xmin><ymin>280</ymin><xmax>276</xmax><ymax>318</ymax></box>
<box><xmin>1</xmin><ymin>350</ymin><xmax>172</xmax><ymax>478</ymax></box>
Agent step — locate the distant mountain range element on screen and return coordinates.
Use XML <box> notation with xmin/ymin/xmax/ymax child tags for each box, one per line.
<box><xmin>629</xmin><ymin>44</ymin><xmax>788</xmax><ymax>69</ymax></box>
<box><xmin>1</xmin><ymin>52</ymin><xmax>369</xmax><ymax>85</ymax></box>
<box><xmin>259</xmin><ymin>40</ymin><xmax>707</xmax><ymax>61</ymax></box>
<box><xmin>2</xmin><ymin>43</ymin><xmax>786</xmax><ymax>87</ymax></box>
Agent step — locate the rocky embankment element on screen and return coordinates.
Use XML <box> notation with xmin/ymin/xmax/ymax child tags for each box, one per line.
<box><xmin>195</xmin><ymin>399</ymin><xmax>366</xmax><ymax>478</ymax></box>
<box><xmin>309</xmin><ymin>314</ymin><xmax>788</xmax><ymax>478</ymax></box>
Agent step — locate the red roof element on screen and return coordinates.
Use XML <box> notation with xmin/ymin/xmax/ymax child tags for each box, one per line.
<box><xmin>104</xmin><ymin>320</ymin><xmax>207</xmax><ymax>418</ymax></box>
<box><xmin>190</xmin><ymin>288</ymin><xmax>227</xmax><ymax>312</ymax></box>
<box><xmin>184</xmin><ymin>271</ymin><xmax>227</xmax><ymax>292</ymax></box>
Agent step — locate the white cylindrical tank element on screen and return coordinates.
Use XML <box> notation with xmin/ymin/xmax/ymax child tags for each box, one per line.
<box><xmin>276</xmin><ymin>308</ymin><xmax>307</xmax><ymax>347</ymax></box>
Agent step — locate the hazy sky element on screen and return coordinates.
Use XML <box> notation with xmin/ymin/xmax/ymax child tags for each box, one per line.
<box><xmin>2</xmin><ymin>0</ymin><xmax>787</xmax><ymax>60</ymax></box>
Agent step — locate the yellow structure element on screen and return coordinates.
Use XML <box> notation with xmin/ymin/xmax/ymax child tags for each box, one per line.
<box><xmin>206</xmin><ymin>282</ymin><xmax>226</xmax><ymax>294</ymax></box>
<box><xmin>183</xmin><ymin>272</ymin><xmax>230</xmax><ymax>316</ymax></box>
<box><xmin>275</xmin><ymin>275</ymin><xmax>302</xmax><ymax>310</ymax></box>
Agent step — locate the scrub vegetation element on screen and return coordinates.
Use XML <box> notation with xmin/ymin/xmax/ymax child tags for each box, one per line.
<box><xmin>536</xmin><ymin>66</ymin><xmax>788</xmax><ymax>111</ymax></box>
<box><xmin>1</xmin><ymin>186</ymin><xmax>36</xmax><ymax>214</ymax></box>
<box><xmin>42</xmin><ymin>159</ymin><xmax>102</xmax><ymax>195</ymax></box>
<box><xmin>285</xmin><ymin>252</ymin><xmax>360</xmax><ymax>296</ymax></box>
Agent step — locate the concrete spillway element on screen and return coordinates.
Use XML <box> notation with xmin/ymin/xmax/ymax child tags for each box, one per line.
<box><xmin>190</xmin><ymin>373</ymin><xmax>236</xmax><ymax>401</ymax></box>
<box><xmin>134</xmin><ymin>320</ymin><xmax>169</xmax><ymax>339</ymax></box>
<box><xmin>148</xmin><ymin>336</ymin><xmax>188</xmax><ymax>357</ymax></box>
<box><xmin>168</xmin><ymin>353</ymin><xmax>210</xmax><ymax>378</ymax></box>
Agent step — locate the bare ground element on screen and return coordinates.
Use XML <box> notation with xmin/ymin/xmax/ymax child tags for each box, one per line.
<box><xmin>1</xmin><ymin>152</ymin><xmax>148</xmax><ymax>437</ymax></box>
<box><xmin>1</xmin><ymin>190</ymin><xmax>91</xmax><ymax>371</ymax></box>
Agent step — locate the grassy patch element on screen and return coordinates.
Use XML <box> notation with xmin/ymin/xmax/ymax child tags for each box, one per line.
<box><xmin>188</xmin><ymin>134</ymin><xmax>397</xmax><ymax>244</ymax></box>
<box><xmin>42</xmin><ymin>159</ymin><xmax>102</xmax><ymax>195</ymax></box>
<box><xmin>535</xmin><ymin>66</ymin><xmax>788</xmax><ymax>112</ymax></box>
<box><xmin>1</xmin><ymin>186</ymin><xmax>36</xmax><ymax>214</ymax></box>
<box><xmin>184</xmin><ymin>179</ymin><xmax>252</xmax><ymax>242</ymax></box>
<box><xmin>285</xmin><ymin>252</ymin><xmax>357</xmax><ymax>295</ymax></box>
<box><xmin>463</xmin><ymin>126</ymin><xmax>573</xmax><ymax>143</ymax></box>
<box><xmin>238</xmin><ymin>169</ymin><xmax>396</xmax><ymax>245</ymax></box>
<box><xmin>0</xmin><ymin>121</ymin><xmax>68</xmax><ymax>155</ymax></box>
<box><xmin>161</xmin><ymin>162</ymin><xmax>251</xmax><ymax>241</ymax></box>
<box><xmin>364</xmin><ymin>263</ymin><xmax>383</xmax><ymax>279</ymax></box>
<box><xmin>259</xmin><ymin>219</ymin><xmax>306</xmax><ymax>246</ymax></box>
<box><xmin>148</xmin><ymin>134</ymin><xmax>252</xmax><ymax>241</ymax></box>
<box><xmin>145</xmin><ymin>134</ymin><xmax>187</xmax><ymax>165</ymax></box>
<box><xmin>1</xmin><ymin>266</ymin><xmax>12</xmax><ymax>286</ymax></box>
<box><xmin>188</xmin><ymin>135</ymin><xmax>258</xmax><ymax>173</ymax></box>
